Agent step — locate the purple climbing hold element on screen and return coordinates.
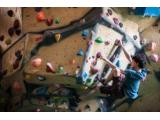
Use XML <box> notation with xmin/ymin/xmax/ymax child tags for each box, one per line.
<box><xmin>34</xmin><ymin>7</ymin><xmax>42</xmax><ymax>12</ymax></box>
<box><xmin>105</xmin><ymin>41</ymin><xmax>110</xmax><ymax>45</ymax></box>
<box><xmin>108</xmin><ymin>9</ymin><xmax>112</xmax><ymax>15</ymax></box>
<box><xmin>113</xmin><ymin>18</ymin><xmax>119</xmax><ymax>25</ymax></box>
<box><xmin>96</xmin><ymin>52</ymin><xmax>101</xmax><ymax>58</ymax></box>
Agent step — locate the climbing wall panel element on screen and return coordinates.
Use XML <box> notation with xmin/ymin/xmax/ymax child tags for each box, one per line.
<box><xmin>0</xmin><ymin>8</ymin><xmax>24</xmax><ymax>76</ymax></box>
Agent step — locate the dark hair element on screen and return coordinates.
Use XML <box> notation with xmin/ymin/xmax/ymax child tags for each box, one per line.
<box><xmin>132</xmin><ymin>53</ymin><xmax>147</xmax><ymax>68</ymax></box>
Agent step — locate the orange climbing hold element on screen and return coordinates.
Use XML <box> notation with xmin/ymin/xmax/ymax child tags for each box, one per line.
<box><xmin>36</xmin><ymin>11</ymin><xmax>46</xmax><ymax>22</ymax></box>
<box><xmin>55</xmin><ymin>33</ymin><xmax>61</xmax><ymax>42</ymax></box>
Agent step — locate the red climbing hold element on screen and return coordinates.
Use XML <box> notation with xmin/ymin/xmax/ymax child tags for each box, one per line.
<box><xmin>12</xmin><ymin>81</ymin><xmax>22</xmax><ymax>92</ymax></box>
<box><xmin>0</xmin><ymin>35</ymin><xmax>4</xmax><ymax>41</ymax></box>
<box><xmin>15</xmin><ymin>29</ymin><xmax>21</xmax><ymax>36</ymax></box>
<box><xmin>36</xmin><ymin>11</ymin><xmax>46</xmax><ymax>22</ymax></box>
<box><xmin>13</xmin><ymin>19</ymin><xmax>20</xmax><ymax>29</ymax></box>
<box><xmin>13</xmin><ymin>60</ymin><xmax>20</xmax><ymax>69</ymax></box>
<box><xmin>46</xmin><ymin>62</ymin><xmax>55</xmax><ymax>73</ymax></box>
<box><xmin>45</xmin><ymin>18</ymin><xmax>53</xmax><ymax>26</ymax></box>
<box><xmin>35</xmin><ymin>36</ymin><xmax>43</xmax><ymax>42</ymax></box>
<box><xmin>8</xmin><ymin>27</ymin><xmax>14</xmax><ymax>37</ymax></box>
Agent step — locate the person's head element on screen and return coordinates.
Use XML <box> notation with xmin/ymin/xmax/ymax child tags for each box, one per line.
<box><xmin>131</xmin><ymin>54</ymin><xmax>147</xmax><ymax>69</ymax></box>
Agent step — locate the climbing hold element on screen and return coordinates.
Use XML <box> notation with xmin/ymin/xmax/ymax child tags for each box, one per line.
<box><xmin>57</xmin><ymin>66</ymin><xmax>64</xmax><ymax>73</ymax></box>
<box><xmin>107</xmin><ymin>9</ymin><xmax>112</xmax><ymax>15</ymax></box>
<box><xmin>7</xmin><ymin>10</ymin><xmax>14</xmax><ymax>17</ymax></box>
<box><xmin>82</xmin><ymin>72</ymin><xmax>88</xmax><ymax>79</ymax></box>
<box><xmin>35</xmin><ymin>36</ymin><xmax>43</xmax><ymax>42</ymax></box>
<box><xmin>80</xmin><ymin>18</ymin><xmax>86</xmax><ymax>24</ymax></box>
<box><xmin>55</xmin><ymin>33</ymin><xmax>61</xmax><ymax>42</ymax></box>
<box><xmin>15</xmin><ymin>29</ymin><xmax>21</xmax><ymax>36</ymax></box>
<box><xmin>88</xmin><ymin>40</ymin><xmax>93</xmax><ymax>46</ymax></box>
<box><xmin>34</xmin><ymin>7</ymin><xmax>42</xmax><ymax>12</ymax></box>
<box><xmin>37</xmin><ymin>75</ymin><xmax>46</xmax><ymax>81</ymax></box>
<box><xmin>90</xmin><ymin>66</ymin><xmax>98</xmax><ymax>75</ymax></box>
<box><xmin>13</xmin><ymin>60</ymin><xmax>20</xmax><ymax>69</ymax></box>
<box><xmin>5</xmin><ymin>38</ymin><xmax>12</xmax><ymax>45</ymax></box>
<box><xmin>31</xmin><ymin>58</ymin><xmax>42</xmax><ymax>67</ymax></box>
<box><xmin>104</xmin><ymin>41</ymin><xmax>110</xmax><ymax>45</ymax></box>
<box><xmin>54</xmin><ymin>18</ymin><xmax>61</xmax><ymax>24</ymax></box>
<box><xmin>81</xmin><ymin>29</ymin><xmax>89</xmax><ymax>38</ymax></box>
<box><xmin>24</xmin><ymin>74</ymin><xmax>31</xmax><ymax>80</ymax></box>
<box><xmin>119</xmin><ymin>22</ymin><xmax>123</xmax><ymax>28</ymax></box>
<box><xmin>146</xmin><ymin>41</ymin><xmax>156</xmax><ymax>52</ymax></box>
<box><xmin>95</xmin><ymin>37</ymin><xmax>103</xmax><ymax>43</ymax></box>
<box><xmin>96</xmin><ymin>52</ymin><xmax>102</xmax><ymax>59</ymax></box>
<box><xmin>8</xmin><ymin>27</ymin><xmax>14</xmax><ymax>37</ymax></box>
<box><xmin>77</xmin><ymin>48</ymin><xmax>84</xmax><ymax>56</ymax></box>
<box><xmin>106</xmin><ymin>13</ymin><xmax>109</xmax><ymax>16</ymax></box>
<box><xmin>46</xmin><ymin>62</ymin><xmax>55</xmax><ymax>73</ymax></box>
<box><xmin>149</xmin><ymin>53</ymin><xmax>159</xmax><ymax>63</ymax></box>
<box><xmin>85</xmin><ymin>78</ymin><xmax>94</xmax><ymax>86</ymax></box>
<box><xmin>71</xmin><ymin>59</ymin><xmax>76</xmax><ymax>65</ymax></box>
<box><xmin>36</xmin><ymin>11</ymin><xmax>46</xmax><ymax>22</ymax></box>
<box><xmin>15</xmin><ymin>50</ymin><xmax>22</xmax><ymax>60</ymax></box>
<box><xmin>0</xmin><ymin>35</ymin><xmax>4</xmax><ymax>41</ymax></box>
<box><xmin>12</xmin><ymin>81</ymin><xmax>22</xmax><ymax>92</ymax></box>
<box><xmin>13</xmin><ymin>19</ymin><xmax>20</xmax><ymax>29</ymax></box>
<box><xmin>45</xmin><ymin>18</ymin><xmax>53</xmax><ymax>26</ymax></box>
<box><xmin>113</xmin><ymin>18</ymin><xmax>119</xmax><ymax>25</ymax></box>
<box><xmin>133</xmin><ymin>35</ymin><xmax>138</xmax><ymax>40</ymax></box>
<box><xmin>114</xmin><ymin>39</ymin><xmax>120</xmax><ymax>45</ymax></box>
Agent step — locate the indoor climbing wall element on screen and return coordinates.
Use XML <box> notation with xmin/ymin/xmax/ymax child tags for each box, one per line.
<box><xmin>0</xmin><ymin>8</ymin><xmax>24</xmax><ymax>76</ymax></box>
<box><xmin>23</xmin><ymin>8</ymin><xmax>92</xmax><ymax>80</ymax></box>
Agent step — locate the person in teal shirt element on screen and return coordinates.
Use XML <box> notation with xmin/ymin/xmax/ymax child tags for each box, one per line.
<box><xmin>99</xmin><ymin>40</ymin><xmax>148</xmax><ymax>100</ymax></box>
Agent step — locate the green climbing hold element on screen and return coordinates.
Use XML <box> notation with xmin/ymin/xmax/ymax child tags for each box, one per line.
<box><xmin>95</xmin><ymin>37</ymin><xmax>103</xmax><ymax>43</ymax></box>
<box><xmin>57</xmin><ymin>66</ymin><xmax>64</xmax><ymax>73</ymax></box>
<box><xmin>54</xmin><ymin>18</ymin><xmax>61</xmax><ymax>24</ymax></box>
<box><xmin>85</xmin><ymin>78</ymin><xmax>94</xmax><ymax>86</ymax></box>
<box><xmin>5</xmin><ymin>38</ymin><xmax>12</xmax><ymax>45</ymax></box>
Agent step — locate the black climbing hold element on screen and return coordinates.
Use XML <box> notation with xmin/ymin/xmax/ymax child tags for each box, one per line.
<box><xmin>133</xmin><ymin>35</ymin><xmax>137</xmax><ymax>40</ymax></box>
<box><xmin>34</xmin><ymin>7</ymin><xmax>42</xmax><ymax>12</ymax></box>
<box><xmin>0</xmin><ymin>35</ymin><xmax>4</xmax><ymax>41</ymax></box>
<box><xmin>15</xmin><ymin>29</ymin><xmax>21</xmax><ymax>36</ymax></box>
<box><xmin>119</xmin><ymin>22</ymin><xmax>123</xmax><ymax>28</ymax></box>
<box><xmin>13</xmin><ymin>19</ymin><xmax>20</xmax><ymax>29</ymax></box>
<box><xmin>15</xmin><ymin>50</ymin><xmax>22</xmax><ymax>60</ymax></box>
<box><xmin>8</xmin><ymin>27</ymin><xmax>14</xmax><ymax>37</ymax></box>
<box><xmin>7</xmin><ymin>10</ymin><xmax>14</xmax><ymax>17</ymax></box>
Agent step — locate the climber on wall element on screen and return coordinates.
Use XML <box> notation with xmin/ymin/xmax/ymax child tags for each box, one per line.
<box><xmin>98</xmin><ymin>39</ymin><xmax>149</xmax><ymax>106</ymax></box>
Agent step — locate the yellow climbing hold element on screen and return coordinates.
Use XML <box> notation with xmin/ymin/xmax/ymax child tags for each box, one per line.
<box><xmin>5</xmin><ymin>38</ymin><xmax>12</xmax><ymax>45</ymax></box>
<box><xmin>55</xmin><ymin>33</ymin><xmax>61</xmax><ymax>42</ymax></box>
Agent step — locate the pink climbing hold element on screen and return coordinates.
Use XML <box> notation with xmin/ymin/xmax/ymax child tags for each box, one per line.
<box><xmin>31</xmin><ymin>58</ymin><xmax>42</xmax><ymax>67</ymax></box>
<box><xmin>149</xmin><ymin>53</ymin><xmax>159</xmax><ymax>63</ymax></box>
<box><xmin>90</xmin><ymin>66</ymin><xmax>98</xmax><ymax>75</ymax></box>
<box><xmin>146</xmin><ymin>42</ymin><xmax>157</xmax><ymax>52</ymax></box>
<box><xmin>46</xmin><ymin>62</ymin><xmax>55</xmax><ymax>73</ymax></box>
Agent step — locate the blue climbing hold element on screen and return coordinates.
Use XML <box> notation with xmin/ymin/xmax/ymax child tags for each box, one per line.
<box><xmin>77</xmin><ymin>48</ymin><xmax>84</xmax><ymax>56</ymax></box>
<box><xmin>81</xmin><ymin>29</ymin><xmax>89</xmax><ymax>37</ymax></box>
